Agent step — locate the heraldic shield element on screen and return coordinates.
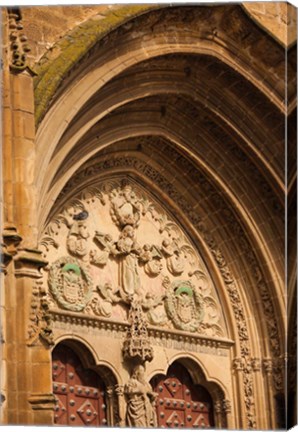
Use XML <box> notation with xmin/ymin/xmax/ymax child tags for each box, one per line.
<box><xmin>165</xmin><ymin>280</ymin><xmax>204</xmax><ymax>332</ymax></box>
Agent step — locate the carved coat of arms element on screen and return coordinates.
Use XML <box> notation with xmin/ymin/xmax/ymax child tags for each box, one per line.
<box><xmin>48</xmin><ymin>257</ymin><xmax>93</xmax><ymax>312</ymax></box>
<box><xmin>165</xmin><ymin>280</ymin><xmax>204</xmax><ymax>332</ymax></box>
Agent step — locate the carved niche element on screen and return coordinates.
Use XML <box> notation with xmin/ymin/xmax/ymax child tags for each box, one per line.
<box><xmin>40</xmin><ymin>179</ymin><xmax>226</xmax><ymax>337</ymax></box>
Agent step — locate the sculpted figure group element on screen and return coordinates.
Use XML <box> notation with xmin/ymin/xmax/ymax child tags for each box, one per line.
<box><xmin>47</xmin><ymin>181</ymin><xmax>218</xmax><ymax>333</ymax></box>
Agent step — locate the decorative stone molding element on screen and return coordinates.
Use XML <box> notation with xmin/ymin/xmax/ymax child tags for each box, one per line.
<box><xmin>0</xmin><ymin>244</ymin><xmax>13</xmax><ymax>274</ymax></box>
<box><xmin>7</xmin><ymin>7</ymin><xmax>33</xmax><ymax>73</ymax></box>
<box><xmin>28</xmin><ymin>393</ymin><xmax>56</xmax><ymax>411</ymax></box>
<box><xmin>14</xmin><ymin>248</ymin><xmax>48</xmax><ymax>278</ymax></box>
<box><xmin>27</xmin><ymin>280</ymin><xmax>55</xmax><ymax>347</ymax></box>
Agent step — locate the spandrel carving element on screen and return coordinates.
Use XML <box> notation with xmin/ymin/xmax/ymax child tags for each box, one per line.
<box><xmin>40</xmin><ymin>178</ymin><xmax>225</xmax><ymax>337</ymax></box>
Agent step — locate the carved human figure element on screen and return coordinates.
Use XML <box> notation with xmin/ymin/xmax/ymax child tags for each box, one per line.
<box><xmin>124</xmin><ymin>364</ymin><xmax>158</xmax><ymax>427</ymax></box>
<box><xmin>67</xmin><ymin>211</ymin><xmax>90</xmax><ymax>258</ymax></box>
<box><xmin>161</xmin><ymin>238</ymin><xmax>185</xmax><ymax>275</ymax></box>
<box><xmin>117</xmin><ymin>225</ymin><xmax>142</xmax><ymax>301</ymax></box>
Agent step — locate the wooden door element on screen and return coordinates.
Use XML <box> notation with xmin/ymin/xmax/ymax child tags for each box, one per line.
<box><xmin>52</xmin><ymin>344</ymin><xmax>107</xmax><ymax>426</ymax></box>
<box><xmin>151</xmin><ymin>362</ymin><xmax>214</xmax><ymax>428</ymax></box>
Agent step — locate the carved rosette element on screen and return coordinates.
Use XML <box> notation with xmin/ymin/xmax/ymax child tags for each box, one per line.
<box><xmin>48</xmin><ymin>256</ymin><xmax>93</xmax><ymax>312</ymax></box>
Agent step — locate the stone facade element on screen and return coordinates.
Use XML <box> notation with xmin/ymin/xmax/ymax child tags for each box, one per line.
<box><xmin>0</xmin><ymin>3</ymin><xmax>296</xmax><ymax>429</ymax></box>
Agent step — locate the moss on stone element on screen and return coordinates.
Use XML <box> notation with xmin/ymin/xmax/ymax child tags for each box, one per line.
<box><xmin>34</xmin><ymin>5</ymin><xmax>157</xmax><ymax>127</ymax></box>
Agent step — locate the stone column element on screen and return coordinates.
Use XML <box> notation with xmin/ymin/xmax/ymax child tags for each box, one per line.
<box><xmin>263</xmin><ymin>359</ymin><xmax>275</xmax><ymax>429</ymax></box>
<box><xmin>232</xmin><ymin>357</ymin><xmax>247</xmax><ymax>429</ymax></box>
<box><xmin>1</xmin><ymin>8</ymin><xmax>54</xmax><ymax>425</ymax></box>
<box><xmin>114</xmin><ymin>385</ymin><xmax>126</xmax><ymax>427</ymax></box>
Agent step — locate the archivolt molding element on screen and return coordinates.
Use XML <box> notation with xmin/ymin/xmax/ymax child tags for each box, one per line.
<box><xmin>43</xmin><ymin>71</ymin><xmax>284</xmax><ymax>200</ymax></box>
<box><xmin>54</xmin><ymin>154</ymin><xmax>283</xmax><ymax>360</ymax></box>
<box><xmin>33</xmin><ymin>4</ymin><xmax>288</xmax><ymax>127</ymax></box>
<box><xmin>56</xmin><ymin>153</ymin><xmax>285</xmax><ymax>406</ymax></box>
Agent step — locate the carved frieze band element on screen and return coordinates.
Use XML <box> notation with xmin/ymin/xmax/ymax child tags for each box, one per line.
<box><xmin>49</xmin><ymin>309</ymin><xmax>232</xmax><ymax>356</ymax></box>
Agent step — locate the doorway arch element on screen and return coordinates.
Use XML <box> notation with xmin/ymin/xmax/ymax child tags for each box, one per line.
<box><xmin>52</xmin><ymin>340</ymin><xmax>116</xmax><ymax>426</ymax></box>
<box><xmin>150</xmin><ymin>360</ymin><xmax>226</xmax><ymax>428</ymax></box>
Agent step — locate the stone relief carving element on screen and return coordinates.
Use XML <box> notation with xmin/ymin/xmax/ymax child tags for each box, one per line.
<box><xmin>161</xmin><ymin>238</ymin><xmax>185</xmax><ymax>275</ymax></box>
<box><xmin>41</xmin><ymin>179</ymin><xmax>225</xmax><ymax>338</ymax></box>
<box><xmin>164</xmin><ymin>278</ymin><xmax>204</xmax><ymax>332</ymax></box>
<box><xmin>66</xmin><ymin>211</ymin><xmax>90</xmax><ymax>259</ymax></box>
<box><xmin>27</xmin><ymin>280</ymin><xmax>54</xmax><ymax>347</ymax></box>
<box><xmin>85</xmin><ymin>283</ymin><xmax>122</xmax><ymax>318</ymax></box>
<box><xmin>48</xmin><ymin>256</ymin><xmax>93</xmax><ymax>312</ymax></box>
<box><xmin>139</xmin><ymin>244</ymin><xmax>163</xmax><ymax>277</ymax></box>
<box><xmin>124</xmin><ymin>364</ymin><xmax>158</xmax><ymax>428</ymax></box>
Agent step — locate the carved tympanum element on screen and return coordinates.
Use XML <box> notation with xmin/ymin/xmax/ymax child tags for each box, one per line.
<box><xmin>40</xmin><ymin>179</ymin><xmax>225</xmax><ymax>337</ymax></box>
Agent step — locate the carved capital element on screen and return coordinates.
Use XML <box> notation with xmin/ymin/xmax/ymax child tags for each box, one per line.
<box><xmin>2</xmin><ymin>225</ymin><xmax>22</xmax><ymax>251</ymax></box>
<box><xmin>214</xmin><ymin>400</ymin><xmax>222</xmax><ymax>414</ymax></box>
<box><xmin>0</xmin><ymin>243</ymin><xmax>13</xmax><ymax>274</ymax></box>
<box><xmin>28</xmin><ymin>393</ymin><xmax>56</xmax><ymax>411</ymax></box>
<box><xmin>106</xmin><ymin>386</ymin><xmax>114</xmax><ymax>399</ymax></box>
<box><xmin>14</xmin><ymin>248</ymin><xmax>48</xmax><ymax>278</ymax></box>
<box><xmin>251</xmin><ymin>357</ymin><xmax>261</xmax><ymax>372</ymax></box>
<box><xmin>222</xmin><ymin>399</ymin><xmax>232</xmax><ymax>413</ymax></box>
<box><xmin>263</xmin><ymin>358</ymin><xmax>273</xmax><ymax>374</ymax></box>
<box><xmin>232</xmin><ymin>357</ymin><xmax>244</xmax><ymax>371</ymax></box>
<box><xmin>114</xmin><ymin>385</ymin><xmax>124</xmax><ymax>397</ymax></box>
<box><xmin>1</xmin><ymin>225</ymin><xmax>22</xmax><ymax>273</ymax></box>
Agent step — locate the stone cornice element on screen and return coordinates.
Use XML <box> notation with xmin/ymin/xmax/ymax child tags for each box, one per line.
<box><xmin>50</xmin><ymin>308</ymin><xmax>234</xmax><ymax>352</ymax></box>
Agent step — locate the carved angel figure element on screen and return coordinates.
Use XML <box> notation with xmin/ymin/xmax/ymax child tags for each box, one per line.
<box><xmin>90</xmin><ymin>231</ymin><xmax>117</xmax><ymax>266</ymax></box>
<box><xmin>139</xmin><ymin>244</ymin><xmax>163</xmax><ymax>276</ymax></box>
<box><xmin>66</xmin><ymin>211</ymin><xmax>90</xmax><ymax>258</ymax></box>
<box><xmin>124</xmin><ymin>364</ymin><xmax>158</xmax><ymax>428</ymax></box>
<box><xmin>161</xmin><ymin>238</ymin><xmax>185</xmax><ymax>275</ymax></box>
<box><xmin>141</xmin><ymin>291</ymin><xmax>168</xmax><ymax>326</ymax></box>
<box><xmin>87</xmin><ymin>283</ymin><xmax>122</xmax><ymax>317</ymax></box>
